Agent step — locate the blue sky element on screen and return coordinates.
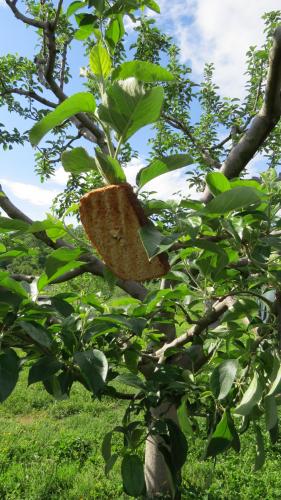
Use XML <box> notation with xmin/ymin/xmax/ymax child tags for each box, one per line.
<box><xmin>0</xmin><ymin>0</ymin><xmax>280</xmax><ymax>220</ymax></box>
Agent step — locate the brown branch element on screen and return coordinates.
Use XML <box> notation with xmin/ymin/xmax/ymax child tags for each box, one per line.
<box><xmin>210</xmin><ymin>133</ymin><xmax>232</xmax><ymax>151</ymax></box>
<box><xmin>0</xmin><ymin>186</ymin><xmax>147</xmax><ymax>301</ymax></box>
<box><xmin>60</xmin><ymin>43</ymin><xmax>67</xmax><ymax>91</ymax></box>
<box><xmin>53</xmin><ymin>0</ymin><xmax>64</xmax><ymax>29</ymax></box>
<box><xmin>5</xmin><ymin>0</ymin><xmax>108</xmax><ymax>151</ymax></box>
<box><xmin>0</xmin><ymin>88</ymin><xmax>57</xmax><ymax>108</ymax></box>
<box><xmin>202</xmin><ymin>26</ymin><xmax>281</xmax><ymax>202</ymax></box>
<box><xmin>4</xmin><ymin>0</ymin><xmax>46</xmax><ymax>28</ymax></box>
<box><xmin>11</xmin><ymin>273</ymin><xmax>35</xmax><ymax>283</ymax></box>
<box><xmin>155</xmin><ymin>298</ymin><xmax>231</xmax><ymax>360</ymax></box>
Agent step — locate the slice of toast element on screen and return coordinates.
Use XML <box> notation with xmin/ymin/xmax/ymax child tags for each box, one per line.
<box><xmin>80</xmin><ymin>183</ymin><xmax>170</xmax><ymax>282</ymax></box>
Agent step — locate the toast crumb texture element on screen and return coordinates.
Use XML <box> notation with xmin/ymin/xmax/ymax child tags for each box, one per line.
<box><xmin>79</xmin><ymin>183</ymin><xmax>170</xmax><ymax>281</ymax></box>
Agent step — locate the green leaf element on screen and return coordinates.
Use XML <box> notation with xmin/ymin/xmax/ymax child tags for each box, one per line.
<box><xmin>38</xmin><ymin>262</ymin><xmax>83</xmax><ymax>291</ymax></box>
<box><xmin>30</xmin><ymin>93</ymin><xmax>96</xmax><ymax>146</ymax></box>
<box><xmin>269</xmin><ymin>422</ymin><xmax>279</xmax><ymax>444</ymax></box>
<box><xmin>266</xmin><ymin>362</ymin><xmax>281</xmax><ymax>397</ymax></box>
<box><xmin>19</xmin><ymin>321</ymin><xmax>52</xmax><ymax>348</ymax></box>
<box><xmin>105</xmin><ymin>453</ymin><xmax>118</xmax><ymax>476</ymax></box>
<box><xmin>139</xmin><ymin>223</ymin><xmax>178</xmax><ymax>260</ymax></box>
<box><xmin>43</xmin><ymin>374</ymin><xmax>68</xmax><ymax>400</ymax></box>
<box><xmin>254</xmin><ymin>425</ymin><xmax>265</xmax><ymax>471</ymax></box>
<box><xmin>265</xmin><ymin>395</ymin><xmax>278</xmax><ymax>431</ymax></box>
<box><xmin>0</xmin><ymin>217</ymin><xmax>29</xmax><ymax>232</ymax></box>
<box><xmin>89</xmin><ymin>0</ymin><xmax>105</xmax><ymax>14</ymax></box>
<box><xmin>205</xmin><ymin>411</ymin><xmax>238</xmax><ymax>458</ymax></box>
<box><xmin>112</xmin><ymin>60</ymin><xmax>174</xmax><ymax>83</ymax></box>
<box><xmin>234</xmin><ymin>372</ymin><xmax>263</xmax><ymax>416</ymax></box>
<box><xmin>167</xmin><ymin>418</ymin><xmax>188</xmax><ymax>470</ymax></box>
<box><xmin>28</xmin><ymin>356</ymin><xmax>62</xmax><ymax>385</ymax></box>
<box><xmin>98</xmin><ymin>79</ymin><xmax>164</xmax><ymax>141</ymax></box>
<box><xmin>177</xmin><ymin>396</ymin><xmax>193</xmax><ymax>435</ymax></box>
<box><xmin>210</xmin><ymin>359</ymin><xmax>238</xmax><ymax>400</ymax></box>
<box><xmin>95</xmin><ymin>150</ymin><xmax>126</xmax><ymax>183</ymax></box>
<box><xmin>230</xmin><ymin>178</ymin><xmax>262</xmax><ymax>190</ymax></box>
<box><xmin>74</xmin><ymin>24</ymin><xmax>95</xmax><ymax>40</ymax></box>
<box><xmin>66</xmin><ymin>0</ymin><xmax>85</xmax><ymax>17</ymax></box>
<box><xmin>184</xmin><ymin>239</ymin><xmax>229</xmax><ymax>278</ymax></box>
<box><xmin>136</xmin><ymin>154</ymin><xmax>193</xmax><ymax>188</ymax></box>
<box><xmin>51</xmin><ymin>296</ymin><xmax>74</xmax><ymax>317</ymax></box>
<box><xmin>61</xmin><ymin>147</ymin><xmax>97</xmax><ymax>174</ymax></box>
<box><xmin>121</xmin><ymin>454</ymin><xmax>145</xmax><ymax>497</ymax></box>
<box><xmin>0</xmin><ymin>274</ymin><xmax>28</xmax><ymax>298</ymax></box>
<box><xmin>143</xmin><ymin>0</ymin><xmax>160</xmax><ymax>13</ymax></box>
<box><xmin>45</xmin><ymin>248</ymin><xmax>82</xmax><ymax>279</ymax></box>
<box><xmin>115</xmin><ymin>373</ymin><xmax>144</xmax><ymax>389</ymax></box>
<box><xmin>203</xmin><ymin>187</ymin><xmax>262</xmax><ymax>214</ymax></box>
<box><xmin>74</xmin><ymin>349</ymin><xmax>108</xmax><ymax>395</ymax></box>
<box><xmin>102</xmin><ymin>431</ymin><xmax>112</xmax><ymax>462</ymax></box>
<box><xmin>105</xmin><ymin>16</ymin><xmax>124</xmax><ymax>50</ymax></box>
<box><xmin>89</xmin><ymin>43</ymin><xmax>112</xmax><ymax>79</ymax></box>
<box><xmin>93</xmin><ymin>314</ymin><xmax>146</xmax><ymax>335</ymax></box>
<box><xmin>0</xmin><ymin>349</ymin><xmax>20</xmax><ymax>402</ymax></box>
<box><xmin>105</xmin><ymin>0</ymin><xmax>139</xmax><ymax>15</ymax></box>
<box><xmin>206</xmin><ymin>172</ymin><xmax>231</xmax><ymax>196</ymax></box>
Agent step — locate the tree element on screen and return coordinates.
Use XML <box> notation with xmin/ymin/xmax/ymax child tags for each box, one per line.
<box><xmin>1</xmin><ymin>1</ymin><xmax>281</xmax><ymax>498</ymax></box>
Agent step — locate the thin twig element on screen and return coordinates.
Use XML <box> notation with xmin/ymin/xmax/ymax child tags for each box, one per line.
<box><xmin>162</xmin><ymin>113</ymin><xmax>221</xmax><ymax>168</ymax></box>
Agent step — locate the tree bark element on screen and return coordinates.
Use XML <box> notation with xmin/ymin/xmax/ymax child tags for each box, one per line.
<box><xmin>145</xmin><ymin>403</ymin><xmax>179</xmax><ymax>499</ymax></box>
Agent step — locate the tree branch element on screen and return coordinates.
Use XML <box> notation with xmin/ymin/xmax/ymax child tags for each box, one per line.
<box><xmin>5</xmin><ymin>0</ymin><xmax>108</xmax><ymax>151</ymax></box>
<box><xmin>0</xmin><ymin>186</ymin><xmax>147</xmax><ymax>300</ymax></box>
<box><xmin>0</xmin><ymin>88</ymin><xmax>57</xmax><ymax>108</ymax></box>
<box><xmin>53</xmin><ymin>0</ymin><xmax>64</xmax><ymax>29</ymax></box>
<box><xmin>155</xmin><ymin>298</ymin><xmax>231</xmax><ymax>360</ymax></box>
<box><xmin>11</xmin><ymin>273</ymin><xmax>35</xmax><ymax>283</ymax></box>
<box><xmin>202</xmin><ymin>26</ymin><xmax>281</xmax><ymax>202</ymax></box>
<box><xmin>4</xmin><ymin>0</ymin><xmax>46</xmax><ymax>28</ymax></box>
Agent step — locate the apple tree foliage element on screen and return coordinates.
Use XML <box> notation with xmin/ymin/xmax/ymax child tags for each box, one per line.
<box><xmin>1</xmin><ymin>1</ymin><xmax>281</xmax><ymax>497</ymax></box>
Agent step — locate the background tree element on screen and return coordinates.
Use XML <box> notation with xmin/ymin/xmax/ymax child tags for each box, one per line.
<box><xmin>1</xmin><ymin>1</ymin><xmax>281</xmax><ymax>498</ymax></box>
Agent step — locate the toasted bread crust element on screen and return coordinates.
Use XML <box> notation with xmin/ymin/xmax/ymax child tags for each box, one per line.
<box><xmin>80</xmin><ymin>183</ymin><xmax>170</xmax><ymax>281</ymax></box>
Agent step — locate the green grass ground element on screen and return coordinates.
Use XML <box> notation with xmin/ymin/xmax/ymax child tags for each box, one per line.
<box><xmin>0</xmin><ymin>372</ymin><xmax>281</xmax><ymax>499</ymax></box>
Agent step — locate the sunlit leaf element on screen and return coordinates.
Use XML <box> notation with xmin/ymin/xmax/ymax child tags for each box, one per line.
<box><xmin>74</xmin><ymin>349</ymin><xmax>108</xmax><ymax>395</ymax></box>
<box><xmin>203</xmin><ymin>187</ymin><xmax>262</xmax><ymax>214</ymax></box>
<box><xmin>95</xmin><ymin>150</ymin><xmax>126</xmax><ymax>183</ymax></box>
<box><xmin>235</xmin><ymin>372</ymin><xmax>263</xmax><ymax>416</ymax></box>
<box><xmin>112</xmin><ymin>60</ymin><xmax>174</xmax><ymax>82</ymax></box>
<box><xmin>62</xmin><ymin>147</ymin><xmax>97</xmax><ymax>174</ymax></box>
<box><xmin>136</xmin><ymin>154</ymin><xmax>193</xmax><ymax>188</ymax></box>
<box><xmin>30</xmin><ymin>93</ymin><xmax>96</xmax><ymax>146</ymax></box>
<box><xmin>210</xmin><ymin>359</ymin><xmax>238</xmax><ymax>400</ymax></box>
<box><xmin>89</xmin><ymin>43</ymin><xmax>111</xmax><ymax>79</ymax></box>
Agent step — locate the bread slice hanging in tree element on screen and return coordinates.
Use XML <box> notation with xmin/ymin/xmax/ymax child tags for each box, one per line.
<box><xmin>79</xmin><ymin>183</ymin><xmax>170</xmax><ymax>282</ymax></box>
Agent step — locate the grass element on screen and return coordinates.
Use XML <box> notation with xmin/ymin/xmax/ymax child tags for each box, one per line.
<box><xmin>1</xmin><ymin>372</ymin><xmax>281</xmax><ymax>499</ymax></box>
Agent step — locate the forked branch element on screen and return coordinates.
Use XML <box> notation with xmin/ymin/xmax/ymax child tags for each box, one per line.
<box><xmin>155</xmin><ymin>297</ymin><xmax>231</xmax><ymax>360</ymax></box>
<box><xmin>202</xmin><ymin>26</ymin><xmax>281</xmax><ymax>202</ymax></box>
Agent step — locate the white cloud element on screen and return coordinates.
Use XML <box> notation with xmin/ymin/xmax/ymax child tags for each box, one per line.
<box><xmin>0</xmin><ymin>178</ymin><xmax>59</xmax><ymax>206</ymax></box>
<box><xmin>49</xmin><ymin>166</ymin><xmax>70</xmax><ymax>186</ymax></box>
<box><xmin>124</xmin><ymin>15</ymin><xmax>140</xmax><ymax>33</ymax></box>
<box><xmin>156</xmin><ymin>0</ymin><xmax>280</xmax><ymax>97</ymax></box>
<box><xmin>124</xmin><ymin>157</ymin><xmax>199</xmax><ymax>200</ymax></box>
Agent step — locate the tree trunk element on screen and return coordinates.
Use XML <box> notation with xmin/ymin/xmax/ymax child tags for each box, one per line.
<box><xmin>144</xmin><ymin>403</ymin><xmax>179</xmax><ymax>499</ymax></box>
